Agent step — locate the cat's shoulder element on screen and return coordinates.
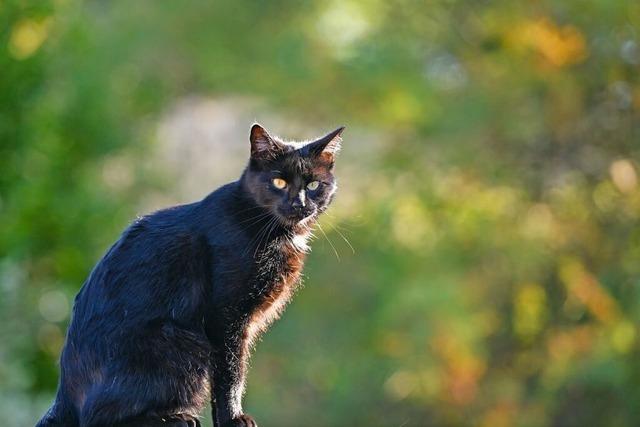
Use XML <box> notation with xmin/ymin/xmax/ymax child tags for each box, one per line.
<box><xmin>104</xmin><ymin>202</ymin><xmax>201</xmax><ymax>257</ymax></box>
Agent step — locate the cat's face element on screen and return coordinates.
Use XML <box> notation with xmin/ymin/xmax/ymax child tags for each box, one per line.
<box><xmin>242</xmin><ymin>124</ymin><xmax>344</xmax><ymax>227</ymax></box>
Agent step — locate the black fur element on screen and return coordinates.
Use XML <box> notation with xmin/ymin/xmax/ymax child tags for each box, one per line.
<box><xmin>36</xmin><ymin>124</ymin><xmax>344</xmax><ymax>427</ymax></box>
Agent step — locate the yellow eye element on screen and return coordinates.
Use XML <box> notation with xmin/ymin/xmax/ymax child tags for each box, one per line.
<box><xmin>307</xmin><ymin>181</ymin><xmax>320</xmax><ymax>191</ymax></box>
<box><xmin>272</xmin><ymin>178</ymin><xmax>287</xmax><ymax>189</ymax></box>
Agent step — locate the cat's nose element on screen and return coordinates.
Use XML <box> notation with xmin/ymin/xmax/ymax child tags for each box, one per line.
<box><xmin>289</xmin><ymin>200</ymin><xmax>308</xmax><ymax>218</ymax></box>
<box><xmin>291</xmin><ymin>190</ymin><xmax>306</xmax><ymax>209</ymax></box>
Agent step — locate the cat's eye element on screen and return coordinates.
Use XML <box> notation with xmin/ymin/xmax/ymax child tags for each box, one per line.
<box><xmin>306</xmin><ymin>181</ymin><xmax>320</xmax><ymax>191</ymax></box>
<box><xmin>272</xmin><ymin>178</ymin><xmax>287</xmax><ymax>189</ymax></box>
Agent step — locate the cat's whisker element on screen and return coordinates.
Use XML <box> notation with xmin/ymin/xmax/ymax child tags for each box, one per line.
<box><xmin>220</xmin><ymin>215</ymin><xmax>266</xmax><ymax>239</ymax></box>
<box><xmin>253</xmin><ymin>217</ymin><xmax>277</xmax><ymax>258</ymax></box>
<box><xmin>246</xmin><ymin>215</ymin><xmax>278</xmax><ymax>258</ymax></box>
<box><xmin>230</xmin><ymin>212</ymin><xmax>275</xmax><ymax>239</ymax></box>
<box><xmin>243</xmin><ymin>218</ymin><xmax>269</xmax><ymax>258</ymax></box>
<box><xmin>241</xmin><ymin>222</ymin><xmax>264</xmax><ymax>256</ymax></box>
<box><xmin>232</xmin><ymin>206</ymin><xmax>268</xmax><ymax>216</ymax></box>
<box><xmin>257</xmin><ymin>217</ymin><xmax>279</xmax><ymax>258</ymax></box>
<box><xmin>323</xmin><ymin>220</ymin><xmax>355</xmax><ymax>254</ymax></box>
<box><xmin>316</xmin><ymin>222</ymin><xmax>340</xmax><ymax>261</ymax></box>
<box><xmin>235</xmin><ymin>211</ymin><xmax>272</xmax><ymax>225</ymax></box>
<box><xmin>323</xmin><ymin>212</ymin><xmax>354</xmax><ymax>232</ymax></box>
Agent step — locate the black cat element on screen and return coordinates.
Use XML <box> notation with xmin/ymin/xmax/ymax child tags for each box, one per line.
<box><xmin>36</xmin><ymin>124</ymin><xmax>344</xmax><ymax>427</ymax></box>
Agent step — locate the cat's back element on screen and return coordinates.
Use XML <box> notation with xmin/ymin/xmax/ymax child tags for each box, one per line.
<box><xmin>71</xmin><ymin>182</ymin><xmax>244</xmax><ymax>323</ymax></box>
<box><xmin>70</xmin><ymin>200</ymin><xmax>212</xmax><ymax>328</ymax></box>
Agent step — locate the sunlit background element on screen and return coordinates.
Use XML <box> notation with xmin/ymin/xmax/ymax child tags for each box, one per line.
<box><xmin>2</xmin><ymin>1</ymin><xmax>640</xmax><ymax>426</ymax></box>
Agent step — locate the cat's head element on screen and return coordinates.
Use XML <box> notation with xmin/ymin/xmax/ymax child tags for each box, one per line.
<box><xmin>242</xmin><ymin>123</ymin><xmax>344</xmax><ymax>227</ymax></box>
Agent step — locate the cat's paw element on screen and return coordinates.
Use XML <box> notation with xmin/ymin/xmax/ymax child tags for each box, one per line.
<box><xmin>222</xmin><ymin>414</ymin><xmax>257</xmax><ymax>427</ymax></box>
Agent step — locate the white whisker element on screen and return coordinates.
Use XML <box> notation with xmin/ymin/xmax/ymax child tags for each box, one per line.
<box><xmin>316</xmin><ymin>222</ymin><xmax>340</xmax><ymax>261</ymax></box>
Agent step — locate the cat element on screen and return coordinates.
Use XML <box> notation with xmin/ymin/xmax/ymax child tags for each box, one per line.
<box><xmin>36</xmin><ymin>123</ymin><xmax>344</xmax><ymax>427</ymax></box>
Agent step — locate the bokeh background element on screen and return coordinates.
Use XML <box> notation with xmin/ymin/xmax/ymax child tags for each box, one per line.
<box><xmin>2</xmin><ymin>1</ymin><xmax>640</xmax><ymax>426</ymax></box>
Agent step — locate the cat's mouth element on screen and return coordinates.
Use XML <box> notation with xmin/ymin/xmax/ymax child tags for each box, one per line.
<box><xmin>277</xmin><ymin>208</ymin><xmax>316</xmax><ymax>227</ymax></box>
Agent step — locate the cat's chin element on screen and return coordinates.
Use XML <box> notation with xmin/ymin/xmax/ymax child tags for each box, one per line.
<box><xmin>296</xmin><ymin>213</ymin><xmax>317</xmax><ymax>228</ymax></box>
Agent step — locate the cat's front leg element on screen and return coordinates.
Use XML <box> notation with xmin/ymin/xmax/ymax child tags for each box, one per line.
<box><xmin>210</xmin><ymin>331</ymin><xmax>257</xmax><ymax>427</ymax></box>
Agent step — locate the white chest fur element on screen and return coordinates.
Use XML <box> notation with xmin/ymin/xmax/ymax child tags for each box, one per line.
<box><xmin>290</xmin><ymin>230</ymin><xmax>311</xmax><ymax>252</ymax></box>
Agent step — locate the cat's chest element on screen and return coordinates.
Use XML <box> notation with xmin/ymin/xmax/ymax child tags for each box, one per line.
<box><xmin>244</xmin><ymin>234</ymin><xmax>309</xmax><ymax>342</ymax></box>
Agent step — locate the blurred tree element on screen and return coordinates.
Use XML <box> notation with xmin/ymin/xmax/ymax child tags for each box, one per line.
<box><xmin>1</xmin><ymin>1</ymin><xmax>639</xmax><ymax>426</ymax></box>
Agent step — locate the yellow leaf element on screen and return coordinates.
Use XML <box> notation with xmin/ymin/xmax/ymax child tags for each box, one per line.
<box><xmin>9</xmin><ymin>18</ymin><xmax>52</xmax><ymax>60</ymax></box>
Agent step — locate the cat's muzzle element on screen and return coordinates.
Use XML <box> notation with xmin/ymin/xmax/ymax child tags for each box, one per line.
<box><xmin>278</xmin><ymin>206</ymin><xmax>316</xmax><ymax>225</ymax></box>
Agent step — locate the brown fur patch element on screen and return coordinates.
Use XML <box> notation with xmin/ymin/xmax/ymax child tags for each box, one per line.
<box><xmin>245</xmin><ymin>238</ymin><xmax>307</xmax><ymax>345</ymax></box>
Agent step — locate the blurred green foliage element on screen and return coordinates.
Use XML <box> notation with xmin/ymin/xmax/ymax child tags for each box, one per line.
<box><xmin>1</xmin><ymin>1</ymin><xmax>640</xmax><ymax>426</ymax></box>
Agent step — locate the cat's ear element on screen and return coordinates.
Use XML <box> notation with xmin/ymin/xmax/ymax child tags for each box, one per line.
<box><xmin>308</xmin><ymin>126</ymin><xmax>345</xmax><ymax>162</ymax></box>
<box><xmin>250</xmin><ymin>123</ymin><xmax>283</xmax><ymax>160</ymax></box>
